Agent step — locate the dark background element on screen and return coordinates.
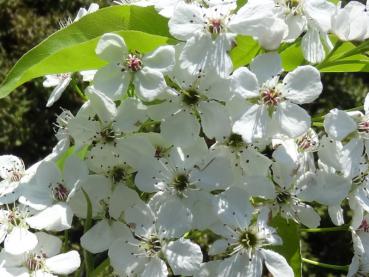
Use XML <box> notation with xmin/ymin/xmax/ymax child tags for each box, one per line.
<box><xmin>0</xmin><ymin>0</ymin><xmax>367</xmax><ymax>276</ymax></box>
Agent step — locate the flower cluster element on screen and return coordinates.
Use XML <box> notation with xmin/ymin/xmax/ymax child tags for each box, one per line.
<box><xmin>1</xmin><ymin>0</ymin><xmax>369</xmax><ymax>276</ymax></box>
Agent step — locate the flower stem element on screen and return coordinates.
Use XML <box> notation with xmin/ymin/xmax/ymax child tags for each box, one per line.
<box><xmin>316</xmin><ymin>40</ymin><xmax>343</xmax><ymax>70</ymax></box>
<box><xmin>302</xmin><ymin>258</ymin><xmax>349</xmax><ymax>272</ymax></box>
<box><xmin>82</xmin><ymin>189</ymin><xmax>93</xmax><ymax>276</ymax></box>
<box><xmin>312</xmin><ymin>105</ymin><xmax>364</xmax><ymax>122</ymax></box>
<box><xmin>91</xmin><ymin>258</ymin><xmax>110</xmax><ymax>277</ymax></box>
<box><xmin>71</xmin><ymin>78</ymin><xmax>87</xmax><ymax>101</ymax></box>
<box><xmin>300</xmin><ymin>226</ymin><xmax>349</xmax><ymax>233</ymax></box>
<box><xmin>312</xmin><ymin>122</ymin><xmax>324</xmax><ymax>127</ymax></box>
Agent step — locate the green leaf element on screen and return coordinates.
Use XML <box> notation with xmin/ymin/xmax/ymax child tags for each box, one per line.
<box><xmin>270</xmin><ymin>216</ymin><xmax>302</xmax><ymax>277</ymax></box>
<box><xmin>0</xmin><ymin>5</ymin><xmax>177</xmax><ymax>98</ymax></box>
<box><xmin>318</xmin><ymin>39</ymin><xmax>369</xmax><ymax>72</ymax></box>
<box><xmin>236</xmin><ymin>0</ymin><xmax>247</xmax><ymax>11</ymax></box>
<box><xmin>230</xmin><ymin>35</ymin><xmax>261</xmax><ymax>69</ymax></box>
<box><xmin>279</xmin><ymin>40</ymin><xmax>305</xmax><ymax>71</ymax></box>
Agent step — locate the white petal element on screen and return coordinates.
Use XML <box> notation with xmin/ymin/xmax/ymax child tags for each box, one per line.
<box><xmin>213</xmin><ymin>186</ymin><xmax>253</xmax><ymax>229</ymax></box>
<box><xmin>250</xmin><ymin>52</ymin><xmax>283</xmax><ymax>85</ymax></box>
<box><xmin>230</xmin><ymin>67</ymin><xmax>259</xmax><ymax>99</ymax></box>
<box><xmin>46</xmin><ymin>76</ymin><xmax>71</xmax><ymax>107</ymax></box>
<box><xmin>81</xmin><ymin>219</ymin><xmax>113</xmax><ymax>253</ymax></box>
<box><xmin>124</xmin><ymin>203</ymin><xmax>155</xmax><ymax>237</ymax></box>
<box><xmin>134</xmin><ymin>68</ymin><xmax>166</xmax><ymax>101</ymax></box>
<box><xmin>26</xmin><ymin>203</ymin><xmax>73</xmax><ymax>232</ymax></box>
<box><xmin>63</xmin><ymin>154</ymin><xmax>88</xmax><ymax>189</ymax></box>
<box><xmin>161</xmin><ymin>110</ymin><xmax>200</xmax><ymax>147</ymax></box>
<box><xmin>179</xmin><ymin>34</ymin><xmax>233</xmax><ymax>77</ymax></box>
<box><xmin>86</xmin><ymin>87</ymin><xmax>117</xmax><ymax>124</ymax></box>
<box><xmin>168</xmin><ymin>3</ymin><xmax>204</xmax><ymax>40</ymax></box>
<box><xmin>0</xmin><ymin>267</ymin><xmax>28</xmax><ymax>277</ymax></box>
<box><xmin>244</xmin><ymin>176</ymin><xmax>276</xmax><ymax>199</ymax></box>
<box><xmin>96</xmin><ymin>33</ymin><xmax>128</xmax><ymax>63</ymax></box>
<box><xmin>199</xmin><ymin>101</ymin><xmax>231</xmax><ymax>140</ymax></box>
<box><xmin>274</xmin><ymin>102</ymin><xmax>310</xmax><ymax>138</ymax></box>
<box><xmin>282</xmin><ymin>65</ymin><xmax>322</xmax><ymax>104</ymax></box>
<box><xmin>262</xmin><ymin>249</ymin><xmax>294</xmax><ymax>277</ymax></box>
<box><xmin>208</xmin><ymin>239</ymin><xmax>228</xmax><ymax>255</ymax></box>
<box><xmin>143</xmin><ymin>45</ymin><xmax>175</xmax><ymax>73</ymax></box>
<box><xmin>328</xmin><ymin>205</ymin><xmax>345</xmax><ymax>226</ymax></box>
<box><xmin>93</xmin><ymin>64</ymin><xmax>131</xmax><ymax>100</ymax></box>
<box><xmin>324</xmin><ymin>109</ymin><xmax>357</xmax><ymax>141</ymax></box>
<box><xmin>108</xmin><ymin>238</ymin><xmax>146</xmax><ymax>276</ymax></box>
<box><xmin>157</xmin><ymin>198</ymin><xmax>192</xmax><ymax>238</ymax></box>
<box><xmin>294</xmin><ymin>203</ymin><xmax>321</xmax><ymax>228</ymax></box>
<box><xmin>45</xmin><ymin>250</ymin><xmax>81</xmax><ymax>275</ymax></box>
<box><xmin>113</xmin><ymin>98</ymin><xmax>148</xmax><ymax>133</ymax></box>
<box><xmin>301</xmin><ymin>28</ymin><xmax>325</xmax><ymax>64</ymax></box>
<box><xmin>4</xmin><ymin>227</ymin><xmax>38</xmax><ymax>255</ymax></box>
<box><xmin>142</xmin><ymin>258</ymin><xmax>168</xmax><ymax>277</ymax></box>
<box><xmin>0</xmin><ymin>155</ymin><xmax>25</xmax><ymax>180</ymax></box>
<box><xmin>109</xmin><ymin>185</ymin><xmax>142</xmax><ymax>220</ymax></box>
<box><xmin>164</xmin><ymin>238</ymin><xmax>203</xmax><ymax>275</ymax></box>
<box><xmin>34</xmin><ymin>232</ymin><xmax>62</xmax><ymax>257</ymax></box>
<box><xmin>284</xmin><ymin>15</ymin><xmax>306</xmax><ymax>42</ymax></box>
<box><xmin>233</xmin><ymin>104</ymin><xmax>270</xmax><ymax>143</ymax></box>
<box><xmin>69</xmin><ymin>175</ymin><xmax>111</xmax><ymax>218</ymax></box>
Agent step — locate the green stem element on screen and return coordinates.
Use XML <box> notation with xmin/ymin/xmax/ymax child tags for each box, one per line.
<box><xmin>312</xmin><ymin>122</ymin><xmax>324</xmax><ymax>127</ymax></box>
<box><xmin>345</xmin><ymin>105</ymin><xmax>364</xmax><ymax>112</ymax></box>
<box><xmin>91</xmin><ymin>258</ymin><xmax>110</xmax><ymax>277</ymax></box>
<box><xmin>300</xmin><ymin>226</ymin><xmax>349</xmax><ymax>233</ymax></box>
<box><xmin>312</xmin><ymin>105</ymin><xmax>364</xmax><ymax>122</ymax></box>
<box><xmin>71</xmin><ymin>78</ymin><xmax>87</xmax><ymax>101</ymax></box>
<box><xmin>302</xmin><ymin>258</ymin><xmax>349</xmax><ymax>272</ymax></box>
<box><xmin>62</xmin><ymin>230</ymin><xmax>69</xmax><ymax>252</ymax></box>
<box><xmin>82</xmin><ymin>189</ymin><xmax>93</xmax><ymax>276</ymax></box>
<box><xmin>316</xmin><ymin>40</ymin><xmax>343</xmax><ymax>70</ymax></box>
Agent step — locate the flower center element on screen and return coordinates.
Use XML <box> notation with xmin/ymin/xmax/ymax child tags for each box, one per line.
<box><xmin>172</xmin><ymin>173</ymin><xmax>190</xmax><ymax>192</ymax></box>
<box><xmin>110</xmin><ymin>166</ymin><xmax>126</xmax><ymax>184</ymax></box>
<box><xmin>7</xmin><ymin>210</ymin><xmax>23</xmax><ymax>226</ymax></box>
<box><xmin>52</xmin><ymin>183</ymin><xmax>69</xmax><ymax>202</ymax></box>
<box><xmin>359</xmin><ymin>219</ymin><xmax>369</xmax><ymax>232</ymax></box>
<box><xmin>276</xmin><ymin>191</ymin><xmax>291</xmax><ymax>204</ymax></box>
<box><xmin>182</xmin><ymin>89</ymin><xmax>201</xmax><ymax>106</ymax></box>
<box><xmin>141</xmin><ymin>235</ymin><xmax>162</xmax><ymax>257</ymax></box>
<box><xmin>9</xmin><ymin>170</ymin><xmax>24</xmax><ymax>182</ymax></box>
<box><xmin>100</xmin><ymin>127</ymin><xmax>116</xmax><ymax>143</ymax></box>
<box><xmin>286</xmin><ymin>0</ymin><xmax>300</xmax><ymax>8</ymax></box>
<box><xmin>358</xmin><ymin>119</ymin><xmax>369</xmax><ymax>134</ymax></box>
<box><xmin>238</xmin><ymin>230</ymin><xmax>259</xmax><ymax>249</ymax></box>
<box><xmin>260</xmin><ymin>87</ymin><xmax>282</xmax><ymax>106</ymax></box>
<box><xmin>296</xmin><ymin>131</ymin><xmax>318</xmax><ymax>152</ymax></box>
<box><xmin>26</xmin><ymin>252</ymin><xmax>46</xmax><ymax>271</ymax></box>
<box><xmin>126</xmin><ymin>54</ymin><xmax>143</xmax><ymax>72</ymax></box>
<box><xmin>208</xmin><ymin>18</ymin><xmax>223</xmax><ymax>35</ymax></box>
<box><xmin>226</xmin><ymin>133</ymin><xmax>245</xmax><ymax>149</ymax></box>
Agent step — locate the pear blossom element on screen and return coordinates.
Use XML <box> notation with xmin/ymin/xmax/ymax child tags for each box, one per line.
<box><xmin>93</xmin><ymin>33</ymin><xmax>175</xmax><ymax>101</ymax></box>
<box><xmin>109</xmin><ymin>203</ymin><xmax>203</xmax><ymax>276</ymax></box>
<box><xmin>0</xmin><ymin>155</ymin><xmax>42</xmax><ymax>205</ymax></box>
<box><xmin>332</xmin><ymin>1</ymin><xmax>369</xmax><ymax>41</ymax></box>
<box><xmin>0</xmin><ymin>232</ymin><xmax>80</xmax><ymax>277</ymax></box>
<box><xmin>19</xmin><ymin>155</ymin><xmax>88</xmax><ymax>232</ymax></box>
<box><xmin>0</xmin><ymin>207</ymin><xmax>38</xmax><ymax>256</ymax></box>
<box><xmin>230</xmin><ymin>52</ymin><xmax>323</xmax><ymax>142</ymax></box>
<box><xmin>207</xmin><ymin>198</ymin><xmax>294</xmax><ymax>277</ymax></box>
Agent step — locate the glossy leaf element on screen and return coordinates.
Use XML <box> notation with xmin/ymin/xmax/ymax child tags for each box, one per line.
<box><xmin>230</xmin><ymin>35</ymin><xmax>261</xmax><ymax>69</ymax></box>
<box><xmin>0</xmin><ymin>5</ymin><xmax>176</xmax><ymax>98</ymax></box>
<box><xmin>270</xmin><ymin>216</ymin><xmax>302</xmax><ymax>277</ymax></box>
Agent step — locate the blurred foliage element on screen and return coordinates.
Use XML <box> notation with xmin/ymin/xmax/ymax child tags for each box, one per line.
<box><xmin>0</xmin><ymin>0</ymin><xmax>369</xmax><ymax>276</ymax></box>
